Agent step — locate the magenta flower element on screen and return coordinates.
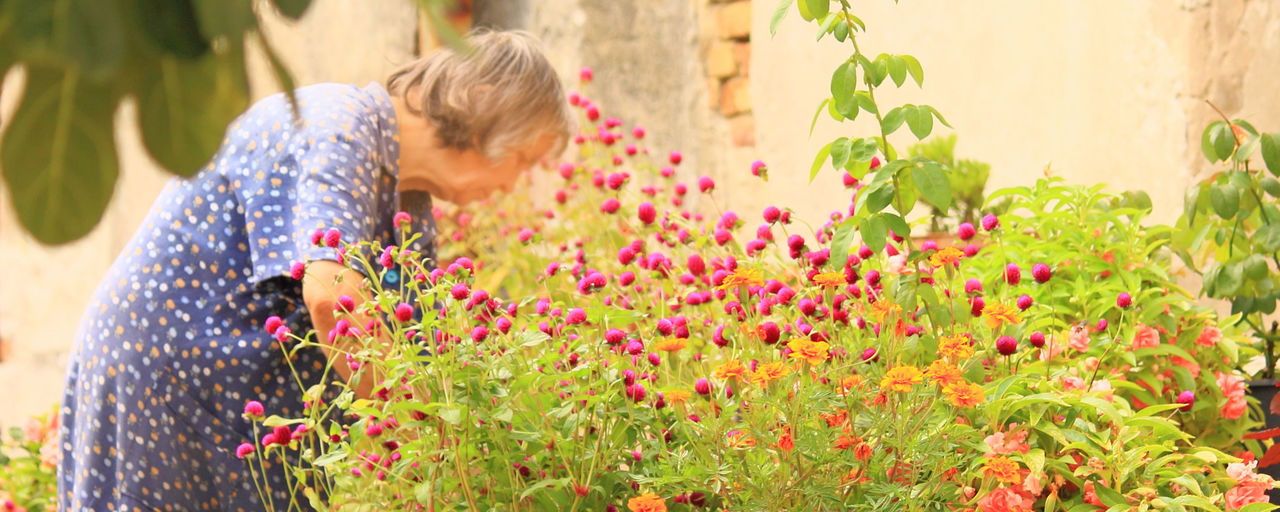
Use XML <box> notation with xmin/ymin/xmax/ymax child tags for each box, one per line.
<box><xmin>235</xmin><ymin>443</ymin><xmax>255</xmax><ymax>459</ymax></box>
<box><xmin>243</xmin><ymin>400</ymin><xmax>265</xmax><ymax>418</ymax></box>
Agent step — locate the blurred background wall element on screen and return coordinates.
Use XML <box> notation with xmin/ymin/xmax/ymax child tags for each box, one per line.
<box><xmin>2</xmin><ymin>0</ymin><xmax>1278</xmax><ymax>428</ymax></box>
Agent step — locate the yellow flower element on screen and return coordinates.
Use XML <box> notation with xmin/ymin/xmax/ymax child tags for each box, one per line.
<box><xmin>929</xmin><ymin>247</ymin><xmax>965</xmax><ymax>268</ymax></box>
<box><xmin>942</xmin><ymin>380</ymin><xmax>985</xmax><ymax>408</ymax></box>
<box><xmin>663</xmin><ymin>389</ymin><xmax>692</xmax><ymax>404</ymax></box>
<box><xmin>748</xmin><ymin>361</ymin><xmax>792</xmax><ymax>385</ymax></box>
<box><xmin>812</xmin><ymin>271</ymin><xmax>846</xmax><ymax>288</ymax></box>
<box><xmin>982</xmin><ymin>455</ymin><xmax>1023</xmax><ymax>485</ymax></box>
<box><xmin>924</xmin><ymin>359</ymin><xmax>963</xmax><ymax>386</ymax></box>
<box><xmin>713</xmin><ymin>359</ymin><xmax>746</xmax><ymax>380</ymax></box>
<box><xmin>654</xmin><ymin>338</ymin><xmax>687</xmax><ymax>352</ymax></box>
<box><xmin>839</xmin><ymin>375</ymin><xmax>864</xmax><ymax>395</ymax></box>
<box><xmin>717</xmin><ymin>267</ymin><xmax>764</xmax><ymax>290</ymax></box>
<box><xmin>938</xmin><ymin>334</ymin><xmax>975</xmax><ymax>361</ymax></box>
<box><xmin>879</xmin><ymin>365</ymin><xmax>924</xmax><ymax>392</ymax></box>
<box><xmin>871</xmin><ymin>300</ymin><xmax>903</xmax><ymax>321</ymax></box>
<box><xmin>983</xmin><ymin>302</ymin><xmax>1022</xmax><ymax>330</ymax></box>
<box><xmin>627</xmin><ymin>493</ymin><xmax>668</xmax><ymax>512</ymax></box>
<box><xmin>786</xmin><ymin>337</ymin><xmax>830</xmax><ymax>365</ymax></box>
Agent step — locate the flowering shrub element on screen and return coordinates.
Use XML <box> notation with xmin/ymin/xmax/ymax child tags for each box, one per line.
<box><xmin>239</xmin><ymin>83</ymin><xmax>1272</xmax><ymax>510</ymax></box>
<box><xmin>0</xmin><ymin>411</ymin><xmax>59</xmax><ymax>512</ymax></box>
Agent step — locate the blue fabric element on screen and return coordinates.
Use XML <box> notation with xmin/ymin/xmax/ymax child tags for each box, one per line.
<box><xmin>58</xmin><ymin>82</ymin><xmax>437</xmax><ymax>511</ymax></box>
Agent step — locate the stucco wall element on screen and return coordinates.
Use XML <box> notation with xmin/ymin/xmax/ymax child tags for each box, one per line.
<box><xmin>0</xmin><ymin>0</ymin><xmax>420</xmax><ymax>430</ymax></box>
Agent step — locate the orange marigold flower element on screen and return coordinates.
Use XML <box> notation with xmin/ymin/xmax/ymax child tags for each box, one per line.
<box><xmin>871</xmin><ymin>300</ymin><xmax>903</xmax><ymax>321</ymax></box>
<box><xmin>929</xmin><ymin>246</ymin><xmax>965</xmax><ymax>268</ymax></box>
<box><xmin>839</xmin><ymin>375</ymin><xmax>864</xmax><ymax>395</ymax></box>
<box><xmin>712</xmin><ymin>359</ymin><xmax>746</xmax><ymax>381</ymax></box>
<box><xmin>880</xmin><ymin>365</ymin><xmax>924</xmax><ymax>392</ymax></box>
<box><xmin>982</xmin><ymin>455</ymin><xmax>1023</xmax><ymax>485</ymax></box>
<box><xmin>787</xmin><ymin>337</ymin><xmax>831</xmax><ymax>365</ymax></box>
<box><xmin>938</xmin><ymin>334</ymin><xmax>975</xmax><ymax>361</ymax></box>
<box><xmin>717</xmin><ymin>267</ymin><xmax>764</xmax><ymax>290</ymax></box>
<box><xmin>812</xmin><ymin>271</ymin><xmax>847</xmax><ymax>288</ymax></box>
<box><xmin>726</xmin><ymin>430</ymin><xmax>755</xmax><ymax>448</ymax></box>
<box><xmin>853</xmin><ymin>440</ymin><xmax>873</xmax><ymax>461</ymax></box>
<box><xmin>820</xmin><ymin>411</ymin><xmax>848</xmax><ymax>428</ymax></box>
<box><xmin>627</xmin><ymin>492</ymin><xmax>667</xmax><ymax>512</ymax></box>
<box><xmin>654</xmin><ymin>337</ymin><xmax>687</xmax><ymax>352</ymax></box>
<box><xmin>833</xmin><ymin>434</ymin><xmax>857</xmax><ymax>451</ymax></box>
<box><xmin>924</xmin><ymin>359</ymin><xmax>963</xmax><ymax>386</ymax></box>
<box><xmin>983</xmin><ymin>302</ymin><xmax>1022</xmax><ymax>330</ymax></box>
<box><xmin>775</xmin><ymin>426</ymin><xmax>794</xmax><ymax>452</ymax></box>
<box><xmin>663</xmin><ymin>389</ymin><xmax>692</xmax><ymax>404</ymax></box>
<box><xmin>748</xmin><ymin>361</ymin><xmax>792</xmax><ymax>385</ymax></box>
<box><xmin>942</xmin><ymin>381</ymin><xmax>985</xmax><ymax>408</ymax></box>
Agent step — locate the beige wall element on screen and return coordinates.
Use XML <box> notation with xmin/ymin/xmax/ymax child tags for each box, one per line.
<box><xmin>3</xmin><ymin>0</ymin><xmax>1279</xmax><ymax>428</ymax></box>
<box><xmin>0</xmin><ymin>0</ymin><xmax>420</xmax><ymax>430</ymax></box>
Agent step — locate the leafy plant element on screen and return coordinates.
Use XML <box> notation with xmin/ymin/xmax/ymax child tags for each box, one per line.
<box><xmin>0</xmin><ymin>0</ymin><xmax>461</xmax><ymax>245</ymax></box>
<box><xmin>0</xmin><ymin>410</ymin><xmax>58</xmax><ymax>512</ymax></box>
<box><xmin>905</xmin><ymin>135</ymin><xmax>992</xmax><ymax>232</ymax></box>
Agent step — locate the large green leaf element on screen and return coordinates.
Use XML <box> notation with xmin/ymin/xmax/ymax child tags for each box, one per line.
<box><xmin>901</xmin><ymin>54</ymin><xmax>924</xmax><ymax>86</ymax></box>
<box><xmin>859</xmin><ymin>215</ymin><xmax>887</xmax><ymax>251</ymax></box>
<box><xmin>912</xmin><ymin>161</ymin><xmax>951</xmax><ymax>212</ymax></box>
<box><xmin>7</xmin><ymin>0</ymin><xmax>126</xmax><ymax>80</ymax></box>
<box><xmin>136</xmin><ymin>44</ymin><xmax>250</xmax><ymax>177</ymax></box>
<box><xmin>271</xmin><ymin>0</ymin><xmax>314</xmax><ymax>20</ymax></box>
<box><xmin>192</xmin><ymin>0</ymin><xmax>256</xmax><ymax>39</ymax></box>
<box><xmin>1</xmin><ymin>66</ymin><xmax>119</xmax><ymax>245</ymax></box>
<box><xmin>797</xmin><ymin>0</ymin><xmax>828</xmax><ymax>22</ymax></box>
<box><xmin>866</xmin><ymin>183</ymin><xmax>895</xmax><ymax>213</ymax></box>
<box><xmin>1261</xmin><ymin>132</ymin><xmax>1280</xmax><ymax>177</ymax></box>
<box><xmin>904</xmin><ymin>105</ymin><xmax>933</xmax><ymax>139</ymax></box>
<box><xmin>1209</xmin><ymin>183</ymin><xmax>1239</xmax><ymax>219</ymax></box>
<box><xmin>830</xmin><ymin>61</ymin><xmax>857</xmax><ymax>118</ymax></box>
<box><xmin>829</xmin><ymin>137</ymin><xmax>852</xmax><ymax>170</ymax></box>
<box><xmin>829</xmin><ymin>218</ymin><xmax>857</xmax><ymax>271</ymax></box>
<box><xmin>125</xmin><ymin>0</ymin><xmax>209</xmax><ymax>58</ymax></box>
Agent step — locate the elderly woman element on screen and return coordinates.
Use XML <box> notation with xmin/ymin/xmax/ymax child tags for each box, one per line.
<box><xmin>58</xmin><ymin>30</ymin><xmax>572</xmax><ymax>511</ymax></box>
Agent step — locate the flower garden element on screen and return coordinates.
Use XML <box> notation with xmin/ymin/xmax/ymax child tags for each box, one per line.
<box><xmin>6</xmin><ymin>2</ymin><xmax>1280</xmax><ymax>512</ymax></box>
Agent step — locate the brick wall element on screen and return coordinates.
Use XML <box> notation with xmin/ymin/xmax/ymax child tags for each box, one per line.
<box><xmin>706</xmin><ymin>0</ymin><xmax>754</xmax><ymax>147</ymax></box>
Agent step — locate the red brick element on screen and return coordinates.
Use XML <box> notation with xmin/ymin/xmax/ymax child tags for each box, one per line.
<box><xmin>720</xmin><ymin>77</ymin><xmax>751</xmax><ymax>116</ymax></box>
<box><xmin>716</xmin><ymin>1</ymin><xmax>752</xmax><ymax>40</ymax></box>
<box><xmin>729</xmin><ymin>114</ymin><xmax>755</xmax><ymax>147</ymax></box>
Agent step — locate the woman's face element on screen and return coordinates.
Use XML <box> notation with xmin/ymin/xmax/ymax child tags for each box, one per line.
<box><xmin>401</xmin><ymin>131</ymin><xmax>558</xmax><ymax>205</ymax></box>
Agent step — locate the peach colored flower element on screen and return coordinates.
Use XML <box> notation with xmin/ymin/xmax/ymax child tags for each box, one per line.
<box><xmin>943</xmin><ymin>381</ymin><xmax>985</xmax><ymax>408</ymax></box>
<box><xmin>1226</xmin><ymin>484</ymin><xmax>1270</xmax><ymax>511</ymax></box>
<box><xmin>1131</xmin><ymin>325</ymin><xmax>1160</xmax><ymax>350</ymax></box>
<box><xmin>983</xmin><ymin>456</ymin><xmax>1024</xmax><ymax>485</ymax></box>
<box><xmin>712</xmin><ymin>359</ymin><xmax>746</xmax><ymax>381</ymax></box>
<box><xmin>1217</xmin><ymin>371</ymin><xmax>1248</xmax><ymax>420</ymax></box>
<box><xmin>1061</xmin><ymin>375</ymin><xmax>1085</xmax><ymax>392</ymax></box>
<box><xmin>930</xmin><ymin>247</ymin><xmax>964</xmax><ymax>268</ymax></box>
<box><xmin>748</xmin><ymin>361</ymin><xmax>791</xmax><ymax>385</ymax></box>
<box><xmin>1171</xmin><ymin>355</ymin><xmax>1201</xmax><ymax>378</ymax></box>
<box><xmin>628</xmin><ymin>493</ymin><xmax>667</xmax><ymax>512</ymax></box>
<box><xmin>885</xmin><ymin>254</ymin><xmax>909</xmax><ymax>275</ymax></box>
<box><xmin>984</xmin><ymin>428</ymin><xmax>1030</xmax><ymax>455</ymax></box>
<box><xmin>880</xmin><ymin>365</ymin><xmax>924</xmax><ymax>392</ymax></box>
<box><xmin>1037</xmin><ymin>334</ymin><xmax>1067</xmax><ymax>361</ymax></box>
<box><xmin>1196</xmin><ymin>326</ymin><xmax>1222</xmax><ymax>347</ymax></box>
<box><xmin>812</xmin><ymin>271</ymin><xmax>846</xmax><ymax>288</ymax></box>
<box><xmin>924</xmin><ymin>360</ymin><xmax>963</xmax><ymax>386</ymax></box>
<box><xmin>1068</xmin><ymin>326</ymin><xmax>1090</xmax><ymax>352</ymax></box>
<box><xmin>939</xmin><ymin>334</ymin><xmax>975</xmax><ymax>361</ymax></box>
<box><xmin>654</xmin><ymin>338</ymin><xmax>687</xmax><ymax>352</ymax></box>
<box><xmin>663</xmin><ymin>389</ymin><xmax>692</xmax><ymax>404</ymax></box>
<box><xmin>717</xmin><ymin>267</ymin><xmax>763</xmax><ymax>290</ymax></box>
<box><xmin>978</xmin><ymin>486</ymin><xmax>1035</xmax><ymax>512</ymax></box>
<box><xmin>983</xmin><ymin>303</ymin><xmax>1022</xmax><ymax>330</ymax></box>
<box><xmin>787</xmin><ymin>337</ymin><xmax>831</xmax><ymax>365</ymax></box>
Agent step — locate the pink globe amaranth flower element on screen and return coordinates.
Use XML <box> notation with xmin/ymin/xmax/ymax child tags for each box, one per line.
<box><xmin>393</xmin><ymin>211</ymin><xmax>411</xmax><ymax>228</ymax></box>
<box><xmin>585</xmin><ymin>105</ymin><xmax>600</xmax><ymax>121</ymax></box>
<box><xmin>637</xmin><ymin>202</ymin><xmax>657</xmax><ymax>225</ymax></box>
<box><xmin>626</xmin><ymin>383</ymin><xmax>647</xmax><ymax>402</ymax></box>
<box><xmin>260</xmin><ymin>433</ymin><xmax>277</xmax><ymax>447</ymax></box>
<box><xmin>544</xmin><ymin>262</ymin><xmax>561</xmax><ymax>277</ymax></box>
<box><xmin>841</xmin><ymin>172</ymin><xmax>857</xmax><ymax>188</ymax></box>
<box><xmin>518</xmin><ymin>228</ymin><xmax>535</xmax><ymax>243</ymax></box>
<box><xmin>626</xmin><ymin>340</ymin><xmax>644</xmax><ymax>355</ymax></box>
<box><xmin>289</xmin><ymin>261</ymin><xmax>306</xmax><ymax>280</ymax></box>
<box><xmin>274</xmin><ymin>327</ymin><xmax>292</xmax><ymax>343</ymax></box>
<box><xmin>618</xmin><ymin>271</ymin><xmax>636</xmax><ymax>286</ymax></box>
<box><xmin>323</xmin><ymin>228</ymin><xmax>342</xmax><ymax>248</ymax></box>
<box><xmin>996</xmin><ymin>336</ymin><xmax>1017</xmax><ymax>356</ymax></box>
<box><xmin>496</xmin><ymin>317</ymin><xmax>513</xmax><ymax>334</ymax></box>
<box><xmin>579</xmin><ymin>66</ymin><xmax>593</xmax><ymax>82</ymax></box>
<box><xmin>567</xmin><ymin>92</ymin><xmax>581</xmax><ymax>105</ymax></box>
<box><xmin>1116</xmin><ymin>292</ymin><xmax>1132</xmax><ymax>309</ymax></box>
<box><xmin>243</xmin><ymin>400</ymin><xmax>265</xmax><ymax>418</ymax></box>
<box><xmin>759</xmin><ymin>322</ymin><xmax>781</xmax><ymax>344</ymax></box>
<box><xmin>858</xmin><ymin>245</ymin><xmax>874</xmax><ymax>259</ymax></box>
<box><xmin>963</xmin><ymin>243</ymin><xmax>980</xmax><ymax>257</ymax></box>
<box><xmin>394</xmin><ymin>303</ymin><xmax>413</xmax><ymax>323</ymax></box>
<box><xmin>1096</xmin><ymin>318</ymin><xmax>1108</xmax><ymax>331</ymax></box>
<box><xmin>787</xmin><ymin>234</ymin><xmax>805</xmax><ymax>252</ymax></box>
<box><xmin>964</xmin><ymin>278</ymin><xmax>983</xmax><ymax>295</ymax></box>
<box><xmin>633</xmin><ymin>126</ymin><xmax>646</xmax><ymax>139</ymax></box>
<box><xmin>606</xmin><ymin>172</ymin><xmax>628</xmax><ymax>190</ymax></box>
<box><xmin>365</xmin><ymin>422</ymin><xmax>383</xmax><ymax>437</ymax></box>
<box><xmin>600</xmin><ymin>198</ymin><xmax>621</xmax><ymax>214</ymax></box>
<box><xmin>669</xmin><ymin>151</ymin><xmax>683</xmax><ymax>165</ymax></box>
<box><xmin>920</xmin><ymin>240</ymin><xmax>938</xmax><ymax>252</ymax></box>
<box><xmin>673</xmin><ymin>182</ymin><xmax>688</xmax><ymax>196</ymax></box>
<box><xmin>1016</xmin><ymin>294</ymin><xmax>1033</xmax><ymax>311</ymax></box>
<box><xmin>711</xmin><ymin>324</ymin><xmax>731</xmax><ymax>347</ymax></box>
<box><xmin>697</xmin><ymin>175</ymin><xmax>715</xmax><ymax>193</ymax></box>
<box><xmin>605</xmin><ymin>328</ymin><xmax>626</xmax><ymax>345</ymax></box>
<box><xmin>310</xmin><ymin>228</ymin><xmax>324</xmax><ymax>246</ymax></box>
<box><xmin>648</xmin><ymin>353</ymin><xmax>661</xmax><ymax>366</ymax></box>
<box><xmin>713</xmin><ymin>229</ymin><xmax>732</xmax><ymax>246</ymax></box>
<box><xmin>970</xmin><ymin>296</ymin><xmax>985</xmax><ymax>317</ymax></box>
<box><xmin>957</xmin><ymin>222</ymin><xmax>976</xmax><ymax>241</ymax></box>
<box><xmin>1004</xmin><ymin>264</ymin><xmax>1021</xmax><ymax>285</ymax></box>
<box><xmin>558</xmin><ymin>162</ymin><xmax>575</xmax><ymax>179</ymax></box>
<box><xmin>695</xmin><ymin>378</ymin><xmax>712</xmax><ymax>395</ymax></box>
<box><xmin>865</xmin><ymin>270</ymin><xmax>881</xmax><ymax>287</ymax></box>
<box><xmin>861</xmin><ymin>347</ymin><xmax>879</xmax><ymax>362</ymax></box>
<box><xmin>751</xmin><ymin>160</ymin><xmax>768</xmax><ymax>178</ymax></box>
<box><xmin>472</xmin><ymin>326</ymin><xmax>489</xmax><ymax>343</ymax></box>
<box><xmin>687</xmin><ymin>254</ymin><xmax>706</xmax><ymax>276</ymax></box>
<box><xmin>264</xmin><ymin>316</ymin><xmax>283</xmax><ymax>335</ymax></box>
<box><xmin>1029</xmin><ymin>331</ymin><xmax>1045</xmax><ymax>348</ymax></box>
<box><xmin>566</xmin><ymin>308</ymin><xmax>587</xmax><ymax>325</ymax></box>
<box><xmin>235</xmin><ymin>442</ymin><xmax>255</xmax><ymax>459</ymax></box>
<box><xmin>763</xmin><ymin>205</ymin><xmax>781</xmax><ymax>223</ymax></box>
<box><xmin>336</xmin><ymin>294</ymin><xmax>356</xmax><ymax>313</ymax></box>
<box><xmin>1031</xmin><ymin>263</ymin><xmax>1051</xmax><ymax>283</ymax></box>
<box><xmin>981</xmin><ymin>214</ymin><xmax>999</xmax><ymax>231</ymax></box>
<box><xmin>746</xmin><ymin>239</ymin><xmax>767</xmax><ymax>254</ymax></box>
<box><xmin>450</xmin><ymin>284</ymin><xmax>470</xmax><ymax>301</ymax></box>
<box><xmin>1176</xmin><ymin>390</ymin><xmax>1195</xmax><ymax>411</ymax></box>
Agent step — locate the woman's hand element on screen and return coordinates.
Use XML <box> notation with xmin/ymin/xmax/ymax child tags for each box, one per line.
<box><xmin>302</xmin><ymin>259</ymin><xmax>384</xmax><ymax>399</ymax></box>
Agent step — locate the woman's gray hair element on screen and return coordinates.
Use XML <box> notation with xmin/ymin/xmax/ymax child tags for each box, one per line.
<box><xmin>386</xmin><ymin>28</ymin><xmax>573</xmax><ymax>163</ymax></box>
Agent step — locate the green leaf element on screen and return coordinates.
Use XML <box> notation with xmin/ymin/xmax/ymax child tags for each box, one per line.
<box><xmin>1093</xmin><ymin>483</ymin><xmax>1127</xmax><ymax>508</ymax></box>
<box><xmin>829</xmin><ymin>219</ymin><xmax>858</xmax><ymax>271</ymax></box>
<box><xmin>1217</xmin><ymin>263</ymin><xmax>1244</xmax><ymax>296</ymax></box>
<box><xmin>262</xmin><ymin>414</ymin><xmax>306</xmax><ymax>427</ymax></box>
<box><xmin>1202</xmin><ymin>122</ymin><xmax>1223</xmax><ymax>162</ymax></box>
<box><xmin>925</xmin><ymin>105</ymin><xmax>952</xmax><ymax>128</ymax></box>
<box><xmin>517</xmin><ymin>329</ymin><xmax>551</xmax><ymax>347</ymax></box>
<box><xmin>125</xmin><ymin>0</ymin><xmax>210</xmax><ymax>58</ymax></box>
<box><xmin>810</xmin><ymin>141</ymin><xmax>833</xmax><ymax>182</ymax></box>
<box><xmin>833</xmin><ymin>18</ymin><xmax>849</xmax><ymax>41</ymax></box>
<box><xmin>880</xmin><ymin>213</ymin><xmax>909</xmax><ymax>239</ymax></box>
<box><xmin>809</xmin><ymin>98</ymin><xmax>829</xmax><ymax>136</ymax></box>
<box><xmin>814</xmin><ymin>12</ymin><xmax>838</xmax><ymax>41</ymax></box>
<box><xmin>1213</xmin><ymin>123</ymin><xmax>1236</xmax><ymax>161</ymax></box>
<box><xmin>866</xmin><ymin>183</ymin><xmax>895</xmax><ymax>213</ymax></box>
<box><xmin>886</xmin><ymin>55</ymin><xmax>906</xmax><ymax>86</ymax></box>
<box><xmin>881</xmin><ymin>107</ymin><xmax>905</xmax><ymax>135</ymax></box>
<box><xmin>859</xmin><ymin>215</ymin><xmax>887</xmax><ymax>251</ymax></box>
<box><xmin>9</xmin><ymin>0</ymin><xmax>126</xmax><ymax>81</ymax></box>
<box><xmin>797</xmin><ymin>0</ymin><xmax>828</xmax><ymax>21</ymax></box>
<box><xmin>1261</xmin><ymin>133</ymin><xmax>1280</xmax><ymax>177</ymax></box>
<box><xmin>1209</xmin><ymin>183</ymin><xmax>1239</xmax><ymax>219</ymax></box>
<box><xmin>312</xmin><ymin>447</ymin><xmax>349</xmax><ymax>467</ymax></box>
<box><xmin>439</xmin><ymin>405</ymin><xmax>464</xmax><ymax>426</ymax></box>
<box><xmin>271</xmin><ymin>0</ymin><xmax>313</xmax><ymax>19</ymax></box>
<box><xmin>904</xmin><ymin>105</ymin><xmax>933</xmax><ymax>139</ymax></box>
<box><xmin>912</xmin><ymin>162</ymin><xmax>951</xmax><ymax>212</ymax></box>
<box><xmin>192</xmin><ymin>0</ymin><xmax>256</xmax><ymax>39</ymax></box>
<box><xmin>830</xmin><ymin>137</ymin><xmax>852</xmax><ymax>170</ymax></box>
<box><xmin>854</xmin><ymin>91</ymin><xmax>878</xmax><ymax>115</ymax></box>
<box><xmin>136</xmin><ymin>45</ymin><xmax>251</xmax><ymax>178</ymax></box>
<box><xmin>830</xmin><ymin>61</ymin><xmax>857</xmax><ymax>118</ymax></box>
<box><xmin>849</xmin><ymin>138</ymin><xmax>879</xmax><ymax>162</ymax></box>
<box><xmin>901</xmin><ymin>55</ymin><xmax>924</xmax><ymax>86</ymax></box>
<box><xmin>1</xmin><ymin>66</ymin><xmax>119</xmax><ymax>245</ymax></box>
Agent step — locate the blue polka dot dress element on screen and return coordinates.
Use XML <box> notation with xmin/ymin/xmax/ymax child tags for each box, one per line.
<box><xmin>57</xmin><ymin>82</ymin><xmax>437</xmax><ymax>511</ymax></box>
